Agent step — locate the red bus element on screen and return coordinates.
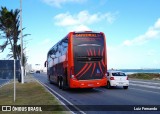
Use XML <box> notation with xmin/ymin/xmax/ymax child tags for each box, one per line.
<box><xmin>45</xmin><ymin>31</ymin><xmax>107</xmax><ymax>89</ymax></box>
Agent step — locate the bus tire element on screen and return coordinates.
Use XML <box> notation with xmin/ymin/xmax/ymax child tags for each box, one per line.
<box><xmin>58</xmin><ymin>78</ymin><xmax>62</xmax><ymax>89</ymax></box>
<box><xmin>48</xmin><ymin>75</ymin><xmax>53</xmax><ymax>84</ymax></box>
<box><xmin>61</xmin><ymin>79</ymin><xmax>67</xmax><ymax>90</ymax></box>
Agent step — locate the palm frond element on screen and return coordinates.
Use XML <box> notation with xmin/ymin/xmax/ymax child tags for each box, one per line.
<box><xmin>0</xmin><ymin>6</ymin><xmax>30</xmax><ymax>60</ymax></box>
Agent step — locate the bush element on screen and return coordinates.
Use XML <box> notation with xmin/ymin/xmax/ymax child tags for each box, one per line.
<box><xmin>128</xmin><ymin>73</ymin><xmax>160</xmax><ymax>80</ymax></box>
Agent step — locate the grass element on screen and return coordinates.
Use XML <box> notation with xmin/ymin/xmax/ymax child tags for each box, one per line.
<box><xmin>0</xmin><ymin>75</ymin><xmax>70</xmax><ymax>114</ymax></box>
<box><xmin>128</xmin><ymin>73</ymin><xmax>160</xmax><ymax>80</ymax></box>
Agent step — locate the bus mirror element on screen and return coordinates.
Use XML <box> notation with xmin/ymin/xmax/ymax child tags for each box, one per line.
<box><xmin>44</xmin><ymin>61</ymin><xmax>47</xmax><ymax>67</ymax></box>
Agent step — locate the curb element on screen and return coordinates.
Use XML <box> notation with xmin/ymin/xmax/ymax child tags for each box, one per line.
<box><xmin>34</xmin><ymin>78</ymin><xmax>75</xmax><ymax>114</ymax></box>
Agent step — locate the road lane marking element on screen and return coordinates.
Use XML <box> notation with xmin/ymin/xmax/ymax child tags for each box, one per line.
<box><xmin>35</xmin><ymin>78</ymin><xmax>86</xmax><ymax>114</ymax></box>
<box><xmin>130</xmin><ymin>80</ymin><xmax>160</xmax><ymax>85</ymax></box>
<box><xmin>130</xmin><ymin>83</ymin><xmax>160</xmax><ymax>89</ymax></box>
<box><xmin>130</xmin><ymin>87</ymin><xmax>160</xmax><ymax>95</ymax></box>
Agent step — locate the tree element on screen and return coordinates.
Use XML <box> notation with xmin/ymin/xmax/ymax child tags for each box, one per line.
<box><xmin>0</xmin><ymin>7</ymin><xmax>20</xmax><ymax>59</ymax></box>
<box><xmin>7</xmin><ymin>44</ymin><xmax>28</xmax><ymax>66</ymax></box>
<box><xmin>0</xmin><ymin>7</ymin><xmax>13</xmax><ymax>53</ymax></box>
<box><xmin>0</xmin><ymin>6</ymin><xmax>29</xmax><ymax>63</ymax></box>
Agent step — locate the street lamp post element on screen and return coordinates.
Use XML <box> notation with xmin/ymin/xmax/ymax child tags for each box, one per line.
<box><xmin>20</xmin><ymin>0</ymin><xmax>24</xmax><ymax>83</ymax></box>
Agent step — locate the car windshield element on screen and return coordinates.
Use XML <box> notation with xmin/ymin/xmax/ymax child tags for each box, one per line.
<box><xmin>112</xmin><ymin>72</ymin><xmax>126</xmax><ymax>76</ymax></box>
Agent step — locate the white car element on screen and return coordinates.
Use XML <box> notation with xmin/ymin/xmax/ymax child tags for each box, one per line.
<box><xmin>106</xmin><ymin>71</ymin><xmax>129</xmax><ymax>89</ymax></box>
<box><xmin>29</xmin><ymin>70</ymin><xmax>34</xmax><ymax>74</ymax></box>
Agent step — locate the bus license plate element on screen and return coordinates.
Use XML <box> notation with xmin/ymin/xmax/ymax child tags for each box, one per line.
<box><xmin>88</xmin><ymin>84</ymin><xmax>94</xmax><ymax>86</ymax></box>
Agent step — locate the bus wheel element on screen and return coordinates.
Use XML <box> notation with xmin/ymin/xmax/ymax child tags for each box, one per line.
<box><xmin>61</xmin><ymin>79</ymin><xmax>66</xmax><ymax>90</ymax></box>
<box><xmin>61</xmin><ymin>80</ymin><xmax>64</xmax><ymax>90</ymax></box>
<box><xmin>58</xmin><ymin>79</ymin><xmax>62</xmax><ymax>89</ymax></box>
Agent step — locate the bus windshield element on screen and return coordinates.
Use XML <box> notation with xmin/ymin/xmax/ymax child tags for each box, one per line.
<box><xmin>73</xmin><ymin>33</ymin><xmax>106</xmax><ymax>80</ymax></box>
<box><xmin>73</xmin><ymin>33</ymin><xmax>104</xmax><ymax>60</ymax></box>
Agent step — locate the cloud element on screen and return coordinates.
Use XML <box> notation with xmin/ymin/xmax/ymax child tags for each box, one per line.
<box><xmin>42</xmin><ymin>0</ymin><xmax>86</xmax><ymax>8</ymax></box>
<box><xmin>69</xmin><ymin>24</ymin><xmax>91</xmax><ymax>31</ymax></box>
<box><xmin>147</xmin><ymin>49</ymin><xmax>156</xmax><ymax>56</ymax></box>
<box><xmin>54</xmin><ymin>10</ymin><xmax>116</xmax><ymax>31</ymax></box>
<box><xmin>123</xmin><ymin>18</ymin><xmax>160</xmax><ymax>46</ymax></box>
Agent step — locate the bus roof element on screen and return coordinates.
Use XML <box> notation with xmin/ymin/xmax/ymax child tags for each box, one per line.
<box><xmin>73</xmin><ymin>31</ymin><xmax>103</xmax><ymax>34</ymax></box>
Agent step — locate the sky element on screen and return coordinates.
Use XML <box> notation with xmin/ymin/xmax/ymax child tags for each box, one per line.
<box><xmin>0</xmin><ymin>0</ymin><xmax>160</xmax><ymax>69</ymax></box>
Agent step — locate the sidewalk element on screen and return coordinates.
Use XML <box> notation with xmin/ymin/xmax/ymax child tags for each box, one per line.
<box><xmin>24</xmin><ymin>73</ymin><xmax>36</xmax><ymax>83</ymax></box>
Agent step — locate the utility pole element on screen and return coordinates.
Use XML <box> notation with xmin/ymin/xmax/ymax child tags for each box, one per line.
<box><xmin>14</xmin><ymin>59</ymin><xmax>16</xmax><ymax>102</ymax></box>
<box><xmin>20</xmin><ymin>0</ymin><xmax>24</xmax><ymax>83</ymax></box>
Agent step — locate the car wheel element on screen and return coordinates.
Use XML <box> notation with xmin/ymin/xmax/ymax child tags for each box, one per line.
<box><xmin>107</xmin><ymin>82</ymin><xmax>111</xmax><ymax>89</ymax></box>
<box><xmin>123</xmin><ymin>86</ymin><xmax>128</xmax><ymax>89</ymax></box>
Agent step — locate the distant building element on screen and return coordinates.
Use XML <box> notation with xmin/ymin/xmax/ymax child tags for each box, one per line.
<box><xmin>25</xmin><ymin>64</ymin><xmax>32</xmax><ymax>73</ymax></box>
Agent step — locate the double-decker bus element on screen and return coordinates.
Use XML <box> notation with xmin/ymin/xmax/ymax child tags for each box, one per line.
<box><xmin>45</xmin><ymin>31</ymin><xmax>107</xmax><ymax>89</ymax></box>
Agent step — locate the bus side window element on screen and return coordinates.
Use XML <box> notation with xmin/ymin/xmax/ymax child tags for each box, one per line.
<box><xmin>58</xmin><ymin>42</ymin><xmax>62</xmax><ymax>55</ymax></box>
<box><xmin>55</xmin><ymin>43</ymin><xmax>61</xmax><ymax>57</ymax></box>
<box><xmin>62</xmin><ymin>38</ymin><xmax>68</xmax><ymax>55</ymax></box>
<box><xmin>55</xmin><ymin>44</ymin><xmax>59</xmax><ymax>57</ymax></box>
<box><xmin>50</xmin><ymin>54</ymin><xmax>55</xmax><ymax>59</ymax></box>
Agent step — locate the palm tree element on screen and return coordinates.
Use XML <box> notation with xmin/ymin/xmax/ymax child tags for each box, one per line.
<box><xmin>0</xmin><ymin>6</ymin><xmax>29</xmax><ymax>61</ymax></box>
<box><xmin>0</xmin><ymin>7</ymin><xmax>13</xmax><ymax>53</ymax></box>
<box><xmin>0</xmin><ymin>7</ymin><xmax>20</xmax><ymax>59</ymax></box>
<box><xmin>7</xmin><ymin>44</ymin><xmax>28</xmax><ymax>66</ymax></box>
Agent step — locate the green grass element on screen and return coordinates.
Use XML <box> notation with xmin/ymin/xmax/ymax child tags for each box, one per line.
<box><xmin>128</xmin><ymin>73</ymin><xmax>160</xmax><ymax>80</ymax></box>
<box><xmin>0</xmin><ymin>77</ymin><xmax>70</xmax><ymax>114</ymax></box>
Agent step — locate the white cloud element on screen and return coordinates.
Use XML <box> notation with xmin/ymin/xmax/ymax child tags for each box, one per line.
<box><xmin>42</xmin><ymin>0</ymin><xmax>86</xmax><ymax>8</ymax></box>
<box><xmin>54</xmin><ymin>12</ymin><xmax>78</xmax><ymax>26</ymax></box>
<box><xmin>123</xmin><ymin>18</ymin><xmax>160</xmax><ymax>46</ymax></box>
<box><xmin>54</xmin><ymin>10</ymin><xmax>116</xmax><ymax>31</ymax></box>
<box><xmin>147</xmin><ymin>49</ymin><xmax>156</xmax><ymax>56</ymax></box>
<box><xmin>70</xmin><ymin>24</ymin><xmax>91</xmax><ymax>31</ymax></box>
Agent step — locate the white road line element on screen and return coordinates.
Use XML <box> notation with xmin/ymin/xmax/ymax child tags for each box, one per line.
<box><xmin>130</xmin><ymin>83</ymin><xmax>160</xmax><ymax>89</ymax></box>
<box><xmin>130</xmin><ymin>87</ymin><xmax>160</xmax><ymax>95</ymax></box>
<box><xmin>130</xmin><ymin>80</ymin><xmax>160</xmax><ymax>85</ymax></box>
<box><xmin>35</xmin><ymin>79</ymin><xmax>75</xmax><ymax>114</ymax></box>
<box><xmin>35</xmin><ymin>79</ymin><xmax>86</xmax><ymax>114</ymax></box>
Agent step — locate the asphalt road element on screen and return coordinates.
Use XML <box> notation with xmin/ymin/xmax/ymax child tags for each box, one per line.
<box><xmin>32</xmin><ymin>73</ymin><xmax>160</xmax><ymax>114</ymax></box>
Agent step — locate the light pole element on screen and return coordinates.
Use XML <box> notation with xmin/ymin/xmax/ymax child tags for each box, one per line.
<box><xmin>20</xmin><ymin>0</ymin><xmax>24</xmax><ymax>83</ymax></box>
